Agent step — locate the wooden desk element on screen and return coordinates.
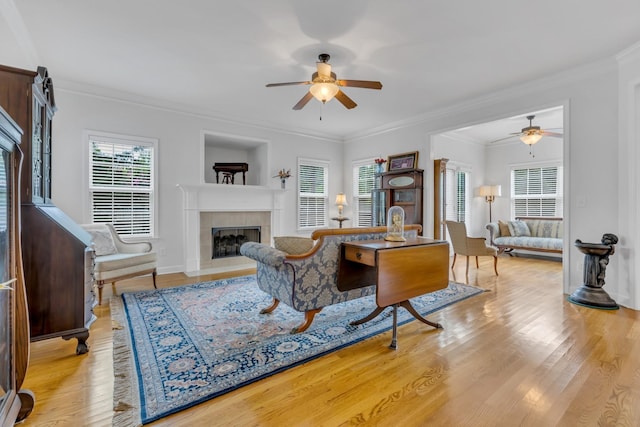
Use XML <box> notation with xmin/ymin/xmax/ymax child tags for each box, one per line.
<box><xmin>213</xmin><ymin>162</ymin><xmax>248</xmax><ymax>185</ymax></box>
<box><xmin>338</xmin><ymin>237</ymin><xmax>449</xmax><ymax>349</ymax></box>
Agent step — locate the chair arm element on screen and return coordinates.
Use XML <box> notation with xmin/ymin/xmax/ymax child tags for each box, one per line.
<box><xmin>107</xmin><ymin>223</ymin><xmax>152</xmax><ymax>254</ymax></box>
<box><xmin>240</xmin><ymin>242</ymin><xmax>287</xmax><ymax>268</ymax></box>
<box><xmin>467</xmin><ymin>237</ymin><xmax>490</xmax><ymax>252</ymax></box>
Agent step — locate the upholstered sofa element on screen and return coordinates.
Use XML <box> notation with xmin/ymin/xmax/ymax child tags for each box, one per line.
<box><xmin>239</xmin><ymin>225</ymin><xmax>422</xmax><ymax>333</ymax></box>
<box><xmin>486</xmin><ymin>217</ymin><xmax>563</xmax><ymax>255</ymax></box>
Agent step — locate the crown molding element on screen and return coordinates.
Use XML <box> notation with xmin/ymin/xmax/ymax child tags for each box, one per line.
<box><xmin>54</xmin><ymin>79</ymin><xmax>342</xmax><ymax>144</ymax></box>
<box><xmin>616</xmin><ymin>40</ymin><xmax>640</xmax><ymax>64</ymax></box>
<box><xmin>344</xmin><ymin>56</ymin><xmax>617</xmax><ymax>142</ymax></box>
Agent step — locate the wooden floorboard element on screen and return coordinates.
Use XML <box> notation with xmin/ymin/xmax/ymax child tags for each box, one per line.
<box><xmin>19</xmin><ymin>256</ymin><xmax>640</xmax><ymax>426</ymax></box>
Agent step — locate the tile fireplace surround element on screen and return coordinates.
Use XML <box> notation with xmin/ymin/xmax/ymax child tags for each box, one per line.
<box><xmin>177</xmin><ymin>184</ymin><xmax>284</xmax><ymax>275</ymax></box>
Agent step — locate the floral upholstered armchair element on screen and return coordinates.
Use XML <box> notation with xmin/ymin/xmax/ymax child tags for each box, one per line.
<box><xmin>240</xmin><ymin>225</ymin><xmax>422</xmax><ymax>333</ymax></box>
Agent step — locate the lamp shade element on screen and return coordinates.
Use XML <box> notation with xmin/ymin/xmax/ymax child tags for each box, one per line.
<box><xmin>335</xmin><ymin>193</ymin><xmax>348</xmax><ymax>206</ymax></box>
<box><xmin>309</xmin><ymin>82</ymin><xmax>339</xmax><ymax>103</ymax></box>
<box><xmin>479</xmin><ymin>185</ymin><xmax>501</xmax><ymax>197</ymax></box>
<box><xmin>520</xmin><ymin>132</ymin><xmax>543</xmax><ymax>145</ymax></box>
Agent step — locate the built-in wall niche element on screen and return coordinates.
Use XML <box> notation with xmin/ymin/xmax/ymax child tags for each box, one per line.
<box><xmin>203</xmin><ymin>132</ymin><xmax>268</xmax><ymax>186</ymax></box>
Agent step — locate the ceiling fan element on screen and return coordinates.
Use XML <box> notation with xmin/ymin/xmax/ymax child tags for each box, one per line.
<box><xmin>266</xmin><ymin>53</ymin><xmax>382</xmax><ymax>110</ymax></box>
<box><xmin>492</xmin><ymin>115</ymin><xmax>563</xmax><ymax>145</ymax></box>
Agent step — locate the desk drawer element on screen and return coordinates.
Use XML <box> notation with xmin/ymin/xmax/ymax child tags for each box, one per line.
<box><xmin>344</xmin><ymin>246</ymin><xmax>376</xmax><ymax>267</ymax></box>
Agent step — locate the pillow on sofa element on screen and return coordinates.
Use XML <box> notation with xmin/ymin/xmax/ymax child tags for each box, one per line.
<box><xmin>273</xmin><ymin>236</ymin><xmax>314</xmax><ymax>255</ymax></box>
<box><xmin>508</xmin><ymin>220</ymin><xmax>531</xmax><ymax>237</ymax></box>
<box><xmin>498</xmin><ymin>220</ymin><xmax>511</xmax><ymax>236</ymax></box>
<box><xmin>82</xmin><ymin>225</ymin><xmax>117</xmax><ymax>256</ymax></box>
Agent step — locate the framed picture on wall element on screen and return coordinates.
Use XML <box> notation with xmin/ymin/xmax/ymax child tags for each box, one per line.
<box><xmin>387</xmin><ymin>151</ymin><xmax>419</xmax><ymax>171</ymax></box>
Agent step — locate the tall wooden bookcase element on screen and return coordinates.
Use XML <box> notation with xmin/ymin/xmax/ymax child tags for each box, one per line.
<box><xmin>0</xmin><ymin>64</ymin><xmax>95</xmax><ymax>355</ymax></box>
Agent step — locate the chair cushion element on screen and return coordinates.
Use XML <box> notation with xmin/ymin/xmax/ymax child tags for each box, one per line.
<box><xmin>498</xmin><ymin>220</ymin><xmax>511</xmax><ymax>237</ymax></box>
<box><xmin>508</xmin><ymin>220</ymin><xmax>531</xmax><ymax>237</ymax></box>
<box><xmin>273</xmin><ymin>236</ymin><xmax>314</xmax><ymax>255</ymax></box>
<box><xmin>94</xmin><ymin>252</ymin><xmax>157</xmax><ymax>273</ymax></box>
<box><xmin>82</xmin><ymin>224</ymin><xmax>117</xmax><ymax>256</ymax></box>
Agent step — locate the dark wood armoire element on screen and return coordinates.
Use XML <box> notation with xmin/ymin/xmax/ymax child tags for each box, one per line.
<box><xmin>0</xmin><ymin>64</ymin><xmax>95</xmax><ymax>355</ymax></box>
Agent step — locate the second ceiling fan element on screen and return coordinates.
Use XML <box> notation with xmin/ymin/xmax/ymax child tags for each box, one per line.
<box><xmin>266</xmin><ymin>53</ymin><xmax>382</xmax><ymax>110</ymax></box>
<box><xmin>492</xmin><ymin>114</ymin><xmax>563</xmax><ymax>145</ymax></box>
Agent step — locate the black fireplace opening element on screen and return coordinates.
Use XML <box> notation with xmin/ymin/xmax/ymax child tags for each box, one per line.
<box><xmin>212</xmin><ymin>226</ymin><xmax>261</xmax><ymax>259</ymax></box>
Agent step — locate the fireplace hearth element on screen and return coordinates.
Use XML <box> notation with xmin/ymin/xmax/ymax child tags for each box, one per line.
<box><xmin>212</xmin><ymin>226</ymin><xmax>261</xmax><ymax>259</ymax></box>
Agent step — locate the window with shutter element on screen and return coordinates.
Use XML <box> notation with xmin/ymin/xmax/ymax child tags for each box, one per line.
<box><xmin>352</xmin><ymin>160</ymin><xmax>375</xmax><ymax>227</ymax></box>
<box><xmin>88</xmin><ymin>131</ymin><xmax>156</xmax><ymax>237</ymax></box>
<box><xmin>445</xmin><ymin>164</ymin><xmax>470</xmax><ymax>223</ymax></box>
<box><xmin>511</xmin><ymin>165</ymin><xmax>563</xmax><ymax>217</ymax></box>
<box><xmin>298</xmin><ymin>159</ymin><xmax>328</xmax><ymax>229</ymax></box>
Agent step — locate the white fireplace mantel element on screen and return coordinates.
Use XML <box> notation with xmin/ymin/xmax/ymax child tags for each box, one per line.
<box><xmin>177</xmin><ymin>183</ymin><xmax>285</xmax><ymax>274</ymax></box>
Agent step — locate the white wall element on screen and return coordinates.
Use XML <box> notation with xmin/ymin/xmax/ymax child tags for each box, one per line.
<box><xmin>431</xmin><ymin>134</ymin><xmax>486</xmax><ymax>237</ymax></box>
<box><xmin>344</xmin><ymin>57</ymin><xmax>638</xmax><ymax>309</ymax></box>
<box><xmin>51</xmin><ymin>90</ymin><xmax>344</xmax><ymax>274</ymax></box>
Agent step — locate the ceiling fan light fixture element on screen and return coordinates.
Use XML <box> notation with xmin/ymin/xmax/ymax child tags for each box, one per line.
<box><xmin>309</xmin><ymin>82</ymin><xmax>339</xmax><ymax>103</ymax></box>
<box><xmin>520</xmin><ymin>132</ymin><xmax>543</xmax><ymax>145</ymax></box>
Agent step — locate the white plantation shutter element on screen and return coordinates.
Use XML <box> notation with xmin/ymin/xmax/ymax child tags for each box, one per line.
<box><xmin>353</xmin><ymin>161</ymin><xmax>375</xmax><ymax>226</ymax></box>
<box><xmin>89</xmin><ymin>133</ymin><xmax>156</xmax><ymax>237</ymax></box>
<box><xmin>511</xmin><ymin>165</ymin><xmax>562</xmax><ymax>217</ymax></box>
<box><xmin>298</xmin><ymin>159</ymin><xmax>328</xmax><ymax>229</ymax></box>
<box><xmin>445</xmin><ymin>165</ymin><xmax>469</xmax><ymax>223</ymax></box>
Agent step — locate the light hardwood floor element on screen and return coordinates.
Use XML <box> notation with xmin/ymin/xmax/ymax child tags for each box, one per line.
<box><xmin>20</xmin><ymin>255</ymin><xmax>640</xmax><ymax>426</ymax></box>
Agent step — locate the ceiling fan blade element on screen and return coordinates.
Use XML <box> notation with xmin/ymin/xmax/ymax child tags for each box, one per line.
<box><xmin>542</xmin><ymin>131</ymin><xmax>564</xmax><ymax>138</ymax></box>
<box><xmin>335</xmin><ymin>90</ymin><xmax>357</xmax><ymax>109</ymax></box>
<box><xmin>266</xmin><ymin>81</ymin><xmax>312</xmax><ymax>87</ymax></box>
<box><xmin>336</xmin><ymin>79</ymin><xmax>383</xmax><ymax>90</ymax></box>
<box><xmin>488</xmin><ymin>135</ymin><xmax>520</xmax><ymax>144</ymax></box>
<box><xmin>292</xmin><ymin>92</ymin><xmax>314</xmax><ymax>110</ymax></box>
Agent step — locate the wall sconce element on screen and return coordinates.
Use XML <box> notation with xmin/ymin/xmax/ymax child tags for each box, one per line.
<box><xmin>479</xmin><ymin>185</ymin><xmax>501</xmax><ymax>223</ymax></box>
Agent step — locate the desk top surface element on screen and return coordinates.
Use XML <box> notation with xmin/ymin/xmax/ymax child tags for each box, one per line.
<box><xmin>342</xmin><ymin>237</ymin><xmax>446</xmax><ymax>251</ymax></box>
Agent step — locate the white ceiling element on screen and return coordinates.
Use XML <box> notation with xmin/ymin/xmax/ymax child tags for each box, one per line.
<box><xmin>2</xmin><ymin>1</ymin><xmax>639</xmax><ymax>141</ymax></box>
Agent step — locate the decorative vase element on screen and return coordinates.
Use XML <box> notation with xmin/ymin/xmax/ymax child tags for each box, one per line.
<box><xmin>375</xmin><ymin>163</ymin><xmax>384</xmax><ymax>174</ymax></box>
<box><xmin>280</xmin><ymin>178</ymin><xmax>286</xmax><ymax>189</ymax></box>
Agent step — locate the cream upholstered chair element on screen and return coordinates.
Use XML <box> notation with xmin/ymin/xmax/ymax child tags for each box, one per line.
<box><xmin>446</xmin><ymin>221</ymin><xmax>498</xmax><ymax>276</ymax></box>
<box><xmin>81</xmin><ymin>223</ymin><xmax>157</xmax><ymax>305</ymax></box>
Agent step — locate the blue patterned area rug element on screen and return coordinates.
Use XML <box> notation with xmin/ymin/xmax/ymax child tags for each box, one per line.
<box><xmin>111</xmin><ymin>275</ymin><xmax>483</xmax><ymax>426</ymax></box>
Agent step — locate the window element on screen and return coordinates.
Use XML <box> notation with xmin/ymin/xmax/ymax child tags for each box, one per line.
<box><xmin>511</xmin><ymin>165</ymin><xmax>563</xmax><ymax>217</ymax></box>
<box><xmin>297</xmin><ymin>158</ymin><xmax>328</xmax><ymax>229</ymax></box>
<box><xmin>352</xmin><ymin>160</ymin><xmax>375</xmax><ymax>226</ymax></box>
<box><xmin>445</xmin><ymin>164</ymin><xmax>470</xmax><ymax>223</ymax></box>
<box><xmin>88</xmin><ymin>131</ymin><xmax>157</xmax><ymax>237</ymax></box>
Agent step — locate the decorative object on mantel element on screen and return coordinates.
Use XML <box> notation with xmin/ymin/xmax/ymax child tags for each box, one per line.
<box><xmin>569</xmin><ymin>233</ymin><xmax>619</xmax><ymax>310</ymax></box>
<box><xmin>213</xmin><ymin>162</ymin><xmax>248</xmax><ymax>185</ymax></box>
<box><xmin>331</xmin><ymin>193</ymin><xmax>349</xmax><ymax>228</ymax></box>
<box><xmin>273</xmin><ymin>168</ymin><xmax>291</xmax><ymax>189</ymax></box>
<box><xmin>111</xmin><ymin>275</ymin><xmax>483</xmax><ymax>425</ymax></box>
<box><xmin>374</xmin><ymin>157</ymin><xmax>387</xmax><ymax>174</ymax></box>
<box><xmin>385</xmin><ymin>206</ymin><xmax>406</xmax><ymax>242</ymax></box>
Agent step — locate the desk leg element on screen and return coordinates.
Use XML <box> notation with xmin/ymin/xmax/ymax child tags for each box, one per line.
<box><xmin>390</xmin><ymin>305</ymin><xmax>398</xmax><ymax>350</ymax></box>
<box><xmin>399</xmin><ymin>300</ymin><xmax>443</xmax><ymax>329</ymax></box>
<box><xmin>350</xmin><ymin>306</ymin><xmax>385</xmax><ymax>326</ymax></box>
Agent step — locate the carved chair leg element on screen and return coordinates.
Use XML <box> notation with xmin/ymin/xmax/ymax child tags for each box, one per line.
<box><xmin>291</xmin><ymin>308</ymin><xmax>322</xmax><ymax>334</ymax></box>
<box><xmin>260</xmin><ymin>298</ymin><xmax>280</xmax><ymax>314</ymax></box>
<box><xmin>475</xmin><ymin>256</ymin><xmax>479</xmax><ymax>268</ymax></box>
<box><xmin>465</xmin><ymin>256</ymin><xmax>470</xmax><ymax>276</ymax></box>
<box><xmin>493</xmin><ymin>255</ymin><xmax>499</xmax><ymax>276</ymax></box>
<box><xmin>451</xmin><ymin>253</ymin><xmax>457</xmax><ymax>269</ymax></box>
<box><xmin>152</xmin><ymin>269</ymin><xmax>157</xmax><ymax>289</ymax></box>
